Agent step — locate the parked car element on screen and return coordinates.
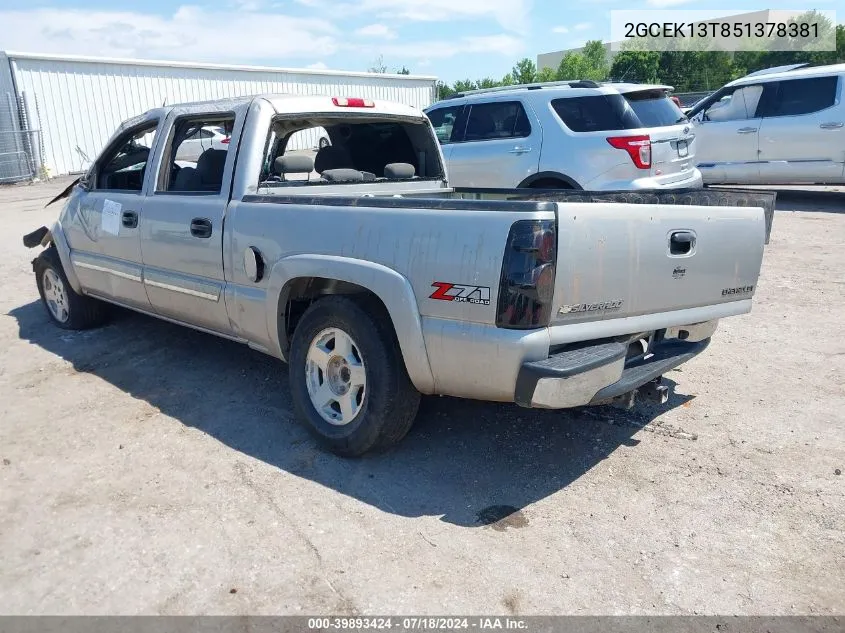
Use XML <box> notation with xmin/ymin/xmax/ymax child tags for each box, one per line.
<box><xmin>424</xmin><ymin>81</ymin><xmax>701</xmax><ymax>191</ymax></box>
<box><xmin>24</xmin><ymin>94</ymin><xmax>766</xmax><ymax>456</ymax></box>
<box><xmin>175</xmin><ymin>124</ymin><xmax>231</xmax><ymax>162</ymax></box>
<box><xmin>687</xmin><ymin>63</ymin><xmax>845</xmax><ymax>185</ymax></box>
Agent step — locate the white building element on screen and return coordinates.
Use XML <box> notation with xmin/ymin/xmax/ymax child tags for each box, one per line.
<box><xmin>0</xmin><ymin>51</ymin><xmax>438</xmax><ymax>178</ymax></box>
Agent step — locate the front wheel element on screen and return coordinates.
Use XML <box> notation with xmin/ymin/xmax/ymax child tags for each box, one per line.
<box><xmin>288</xmin><ymin>296</ymin><xmax>420</xmax><ymax>456</ymax></box>
<box><xmin>34</xmin><ymin>247</ymin><xmax>108</xmax><ymax>330</ymax></box>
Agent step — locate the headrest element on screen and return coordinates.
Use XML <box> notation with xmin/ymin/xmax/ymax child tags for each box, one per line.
<box><xmin>196</xmin><ymin>149</ymin><xmax>227</xmax><ymax>172</ymax></box>
<box><xmin>384</xmin><ymin>163</ymin><xmax>415</xmax><ymax>179</ymax></box>
<box><xmin>314</xmin><ymin>145</ymin><xmax>352</xmax><ymax>173</ymax></box>
<box><xmin>322</xmin><ymin>169</ymin><xmax>364</xmax><ymax>183</ymax></box>
<box><xmin>274</xmin><ymin>154</ymin><xmax>314</xmax><ymax>175</ymax></box>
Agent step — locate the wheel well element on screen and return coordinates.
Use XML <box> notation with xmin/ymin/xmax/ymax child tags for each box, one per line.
<box><xmin>529</xmin><ymin>178</ymin><xmax>572</xmax><ymax>189</ymax></box>
<box><xmin>518</xmin><ymin>171</ymin><xmax>581</xmax><ymax>190</ymax></box>
<box><xmin>278</xmin><ymin>277</ymin><xmax>390</xmax><ymax>355</ymax></box>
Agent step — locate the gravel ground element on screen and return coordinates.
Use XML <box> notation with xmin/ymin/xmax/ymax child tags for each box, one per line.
<box><xmin>0</xmin><ymin>179</ymin><xmax>843</xmax><ymax>615</ymax></box>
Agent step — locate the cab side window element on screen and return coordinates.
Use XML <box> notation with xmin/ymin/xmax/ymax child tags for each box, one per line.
<box><xmin>159</xmin><ymin>115</ymin><xmax>235</xmax><ymax>194</ymax></box>
<box><xmin>704</xmin><ymin>85</ymin><xmax>764</xmax><ymax>122</ymax></box>
<box><xmin>758</xmin><ymin>76</ymin><xmax>838</xmax><ymax>118</ymax></box>
<box><xmin>94</xmin><ymin>122</ymin><xmax>158</xmax><ymax>192</ymax></box>
<box><xmin>464</xmin><ymin>101</ymin><xmax>531</xmax><ymax>141</ymax></box>
<box><xmin>426</xmin><ymin>105</ymin><xmax>464</xmax><ymax>143</ymax></box>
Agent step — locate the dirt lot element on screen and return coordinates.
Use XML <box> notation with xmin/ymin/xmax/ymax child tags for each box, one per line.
<box><xmin>0</xmin><ymin>178</ymin><xmax>843</xmax><ymax>615</ymax></box>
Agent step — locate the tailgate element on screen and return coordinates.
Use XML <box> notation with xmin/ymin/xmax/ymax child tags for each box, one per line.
<box><xmin>550</xmin><ymin>201</ymin><xmax>765</xmax><ymax>326</ymax></box>
<box><xmin>648</xmin><ymin>124</ymin><xmax>696</xmax><ymax>182</ymax></box>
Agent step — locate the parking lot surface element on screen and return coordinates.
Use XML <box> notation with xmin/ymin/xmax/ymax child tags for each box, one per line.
<box><xmin>1</xmin><ymin>179</ymin><xmax>843</xmax><ymax>615</ymax></box>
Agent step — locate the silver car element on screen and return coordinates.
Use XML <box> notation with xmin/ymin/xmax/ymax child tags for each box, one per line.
<box><xmin>687</xmin><ymin>63</ymin><xmax>845</xmax><ymax>185</ymax></box>
<box><xmin>424</xmin><ymin>81</ymin><xmax>702</xmax><ymax>191</ymax></box>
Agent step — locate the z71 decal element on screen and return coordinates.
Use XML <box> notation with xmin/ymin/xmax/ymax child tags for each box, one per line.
<box><xmin>430</xmin><ymin>282</ymin><xmax>491</xmax><ymax>306</ymax></box>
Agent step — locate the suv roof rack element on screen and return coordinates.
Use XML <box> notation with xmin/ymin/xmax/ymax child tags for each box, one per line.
<box><xmin>743</xmin><ymin>63</ymin><xmax>809</xmax><ymax>78</ymax></box>
<box><xmin>445</xmin><ymin>79</ymin><xmax>603</xmax><ymax>100</ymax></box>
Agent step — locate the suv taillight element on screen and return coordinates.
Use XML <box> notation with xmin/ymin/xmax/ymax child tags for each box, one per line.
<box><xmin>607</xmin><ymin>135</ymin><xmax>651</xmax><ymax>169</ymax></box>
<box><xmin>496</xmin><ymin>219</ymin><xmax>557</xmax><ymax>329</ymax></box>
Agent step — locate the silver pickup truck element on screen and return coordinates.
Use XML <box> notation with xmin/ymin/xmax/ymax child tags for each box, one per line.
<box><xmin>23</xmin><ymin>94</ymin><xmax>769</xmax><ymax>456</ymax></box>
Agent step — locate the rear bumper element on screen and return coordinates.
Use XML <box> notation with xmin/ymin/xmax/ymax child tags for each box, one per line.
<box><xmin>515</xmin><ymin>336</ymin><xmax>710</xmax><ymax>409</ymax></box>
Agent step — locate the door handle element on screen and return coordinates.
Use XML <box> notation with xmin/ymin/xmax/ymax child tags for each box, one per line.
<box><xmin>121</xmin><ymin>211</ymin><xmax>138</xmax><ymax>228</ymax></box>
<box><xmin>819</xmin><ymin>122</ymin><xmax>844</xmax><ymax>129</ymax></box>
<box><xmin>669</xmin><ymin>230</ymin><xmax>696</xmax><ymax>256</ymax></box>
<box><xmin>190</xmin><ymin>218</ymin><xmax>213</xmax><ymax>239</ymax></box>
<box><xmin>508</xmin><ymin>146</ymin><xmax>533</xmax><ymax>154</ymax></box>
<box><xmin>736</xmin><ymin>127</ymin><xmax>757</xmax><ymax>134</ymax></box>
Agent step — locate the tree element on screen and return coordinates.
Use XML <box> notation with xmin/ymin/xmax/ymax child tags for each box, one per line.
<box><xmin>556</xmin><ymin>52</ymin><xmax>588</xmax><ymax>81</ymax></box>
<box><xmin>536</xmin><ymin>66</ymin><xmax>557</xmax><ymax>83</ymax></box>
<box><xmin>398</xmin><ymin>66</ymin><xmax>410</xmax><ymax>75</ymax></box>
<box><xmin>511</xmin><ymin>58</ymin><xmax>537</xmax><ymax>85</ymax></box>
<box><xmin>368</xmin><ymin>54</ymin><xmax>387</xmax><ymax>73</ymax></box>
<box><xmin>436</xmin><ymin>81</ymin><xmax>456</xmax><ymax>100</ymax></box>
<box><xmin>581</xmin><ymin>40</ymin><xmax>609</xmax><ymax>81</ymax></box>
<box><xmin>477</xmin><ymin>77</ymin><xmax>500</xmax><ymax>89</ymax></box>
<box><xmin>453</xmin><ymin>79</ymin><xmax>478</xmax><ymax>93</ymax></box>
<box><xmin>609</xmin><ymin>50</ymin><xmax>660</xmax><ymax>83</ymax></box>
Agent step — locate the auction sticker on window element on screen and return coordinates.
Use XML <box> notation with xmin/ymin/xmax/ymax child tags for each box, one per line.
<box><xmin>102</xmin><ymin>199</ymin><xmax>122</xmax><ymax>236</ymax></box>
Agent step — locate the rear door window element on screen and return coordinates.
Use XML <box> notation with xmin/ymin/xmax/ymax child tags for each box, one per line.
<box><xmin>463</xmin><ymin>101</ymin><xmax>531</xmax><ymax>141</ymax></box>
<box><xmin>551</xmin><ymin>95</ymin><xmax>640</xmax><ymax>132</ymax></box>
<box><xmin>759</xmin><ymin>76</ymin><xmax>838</xmax><ymax>117</ymax></box>
<box><xmin>623</xmin><ymin>90</ymin><xmax>687</xmax><ymax>127</ymax></box>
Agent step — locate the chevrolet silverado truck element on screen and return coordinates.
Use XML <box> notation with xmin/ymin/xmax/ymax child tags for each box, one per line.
<box><xmin>23</xmin><ymin>94</ymin><xmax>769</xmax><ymax>456</ymax></box>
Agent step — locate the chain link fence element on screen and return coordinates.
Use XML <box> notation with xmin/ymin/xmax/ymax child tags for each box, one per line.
<box><xmin>0</xmin><ymin>91</ymin><xmax>44</xmax><ymax>184</ymax></box>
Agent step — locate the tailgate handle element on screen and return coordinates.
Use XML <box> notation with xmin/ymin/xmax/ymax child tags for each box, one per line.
<box><xmin>669</xmin><ymin>231</ymin><xmax>695</xmax><ymax>255</ymax></box>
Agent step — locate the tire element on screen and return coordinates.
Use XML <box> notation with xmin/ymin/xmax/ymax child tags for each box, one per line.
<box><xmin>288</xmin><ymin>295</ymin><xmax>421</xmax><ymax>457</ymax></box>
<box><xmin>34</xmin><ymin>246</ymin><xmax>108</xmax><ymax>330</ymax></box>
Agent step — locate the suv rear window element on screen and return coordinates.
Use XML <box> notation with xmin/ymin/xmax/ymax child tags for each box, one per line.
<box><xmin>552</xmin><ymin>91</ymin><xmax>685</xmax><ymax>132</ymax></box>
<box><xmin>623</xmin><ymin>90</ymin><xmax>686</xmax><ymax>127</ymax></box>
<box><xmin>551</xmin><ymin>95</ymin><xmax>640</xmax><ymax>132</ymax></box>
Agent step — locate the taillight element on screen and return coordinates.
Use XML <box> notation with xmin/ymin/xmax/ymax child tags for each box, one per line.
<box><xmin>332</xmin><ymin>97</ymin><xmax>375</xmax><ymax>108</ymax></box>
<box><xmin>607</xmin><ymin>135</ymin><xmax>651</xmax><ymax>169</ymax></box>
<box><xmin>496</xmin><ymin>219</ymin><xmax>557</xmax><ymax>329</ymax></box>
<box><xmin>221</xmin><ymin>137</ymin><xmax>231</xmax><ymax>144</ymax></box>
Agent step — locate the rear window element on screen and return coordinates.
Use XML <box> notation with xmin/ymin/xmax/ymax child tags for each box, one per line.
<box><xmin>551</xmin><ymin>91</ymin><xmax>685</xmax><ymax>132</ymax></box>
<box><xmin>551</xmin><ymin>95</ymin><xmax>639</xmax><ymax>132</ymax></box>
<box><xmin>623</xmin><ymin>90</ymin><xmax>686</xmax><ymax>127</ymax></box>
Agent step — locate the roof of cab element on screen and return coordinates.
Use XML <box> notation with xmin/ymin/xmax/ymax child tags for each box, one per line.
<box><xmin>728</xmin><ymin>62</ymin><xmax>845</xmax><ymax>88</ymax></box>
<box><xmin>149</xmin><ymin>93</ymin><xmax>425</xmax><ymax>119</ymax></box>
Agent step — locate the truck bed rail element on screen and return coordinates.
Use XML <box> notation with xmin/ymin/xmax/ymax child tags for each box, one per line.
<box><xmin>453</xmin><ymin>187</ymin><xmax>776</xmax><ymax>245</ymax></box>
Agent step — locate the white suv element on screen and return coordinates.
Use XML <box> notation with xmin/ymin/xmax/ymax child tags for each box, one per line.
<box><xmin>687</xmin><ymin>63</ymin><xmax>845</xmax><ymax>185</ymax></box>
<box><xmin>424</xmin><ymin>81</ymin><xmax>702</xmax><ymax>191</ymax></box>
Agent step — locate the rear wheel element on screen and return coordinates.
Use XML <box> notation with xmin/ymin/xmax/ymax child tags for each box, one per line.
<box><xmin>34</xmin><ymin>247</ymin><xmax>108</xmax><ymax>330</ymax></box>
<box><xmin>288</xmin><ymin>296</ymin><xmax>420</xmax><ymax>456</ymax></box>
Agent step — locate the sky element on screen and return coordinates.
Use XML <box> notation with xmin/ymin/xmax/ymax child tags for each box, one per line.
<box><xmin>0</xmin><ymin>0</ymin><xmax>840</xmax><ymax>83</ymax></box>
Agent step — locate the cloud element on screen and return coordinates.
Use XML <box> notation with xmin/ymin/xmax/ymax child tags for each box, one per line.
<box><xmin>573</xmin><ymin>22</ymin><xmax>591</xmax><ymax>31</ymax></box>
<box><xmin>378</xmin><ymin>34</ymin><xmax>524</xmax><ymax>60</ymax></box>
<box><xmin>297</xmin><ymin>0</ymin><xmax>531</xmax><ymax>33</ymax></box>
<box><xmin>552</xmin><ymin>26</ymin><xmax>569</xmax><ymax>34</ymax></box>
<box><xmin>646</xmin><ymin>0</ymin><xmax>694</xmax><ymax>6</ymax></box>
<box><xmin>0</xmin><ymin>6</ymin><xmax>337</xmax><ymax>62</ymax></box>
<box><xmin>355</xmin><ymin>23</ymin><xmax>398</xmax><ymax>39</ymax></box>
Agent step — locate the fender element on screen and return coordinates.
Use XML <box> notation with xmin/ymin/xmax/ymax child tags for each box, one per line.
<box><xmin>517</xmin><ymin>171</ymin><xmax>582</xmax><ymax>190</ymax></box>
<box><xmin>48</xmin><ymin>221</ymin><xmax>83</xmax><ymax>294</ymax></box>
<box><xmin>265</xmin><ymin>254</ymin><xmax>436</xmax><ymax>395</ymax></box>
